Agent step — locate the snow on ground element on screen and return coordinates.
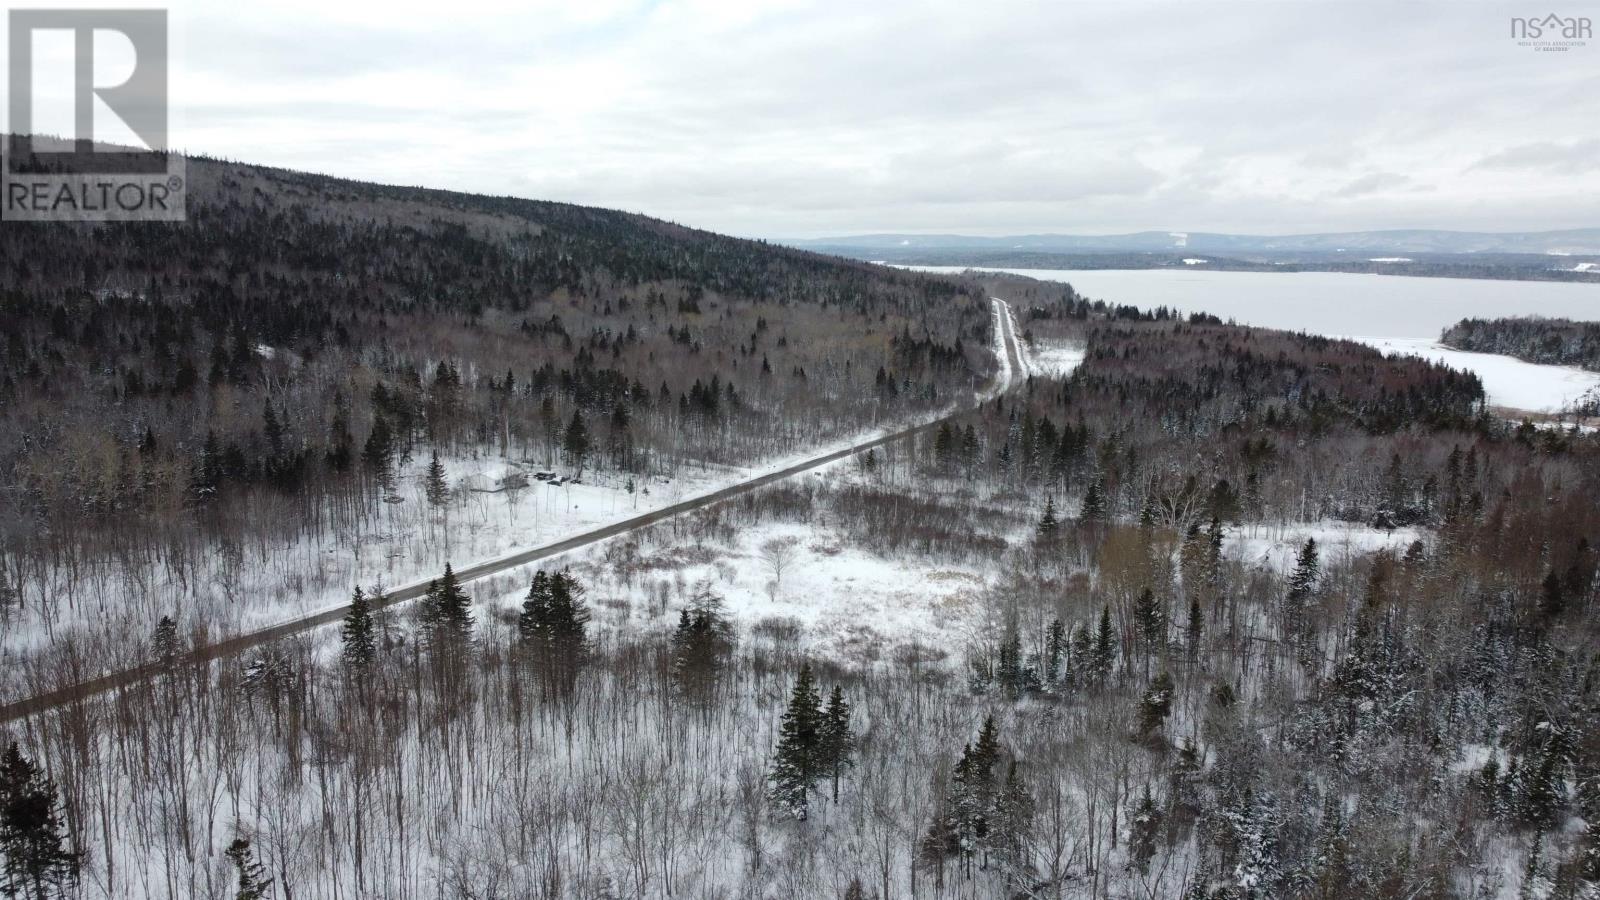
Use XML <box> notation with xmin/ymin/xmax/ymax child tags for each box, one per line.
<box><xmin>4</xmin><ymin>305</ymin><xmax>1021</xmax><ymax>676</ymax></box>
<box><xmin>1349</xmin><ymin>335</ymin><xmax>1600</xmax><ymax>413</ymax></box>
<box><xmin>499</xmin><ymin>518</ymin><xmax>991</xmax><ymax>668</ymax></box>
<box><xmin>1226</xmin><ymin>520</ymin><xmax>1426</xmax><ymax>573</ymax></box>
<box><xmin>999</xmin><ymin>299</ymin><xmax>1086</xmax><ymax>381</ymax></box>
<box><xmin>989</xmin><ymin>297</ymin><xmax>1019</xmax><ymax>394</ymax></box>
<box><xmin>1026</xmin><ymin>341</ymin><xmax>1087</xmax><ymax>379</ymax></box>
<box><xmin>0</xmin><ymin>454</ymin><xmax>734</xmax><ymax>662</ymax></box>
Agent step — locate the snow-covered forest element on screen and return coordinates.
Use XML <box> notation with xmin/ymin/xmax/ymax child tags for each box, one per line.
<box><xmin>4</xmin><ymin>159</ymin><xmax>1600</xmax><ymax>900</ymax></box>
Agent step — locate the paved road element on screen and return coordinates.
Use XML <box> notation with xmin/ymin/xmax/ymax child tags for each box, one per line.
<box><xmin>0</xmin><ymin>298</ymin><xmax>1026</xmax><ymax>724</ymax></box>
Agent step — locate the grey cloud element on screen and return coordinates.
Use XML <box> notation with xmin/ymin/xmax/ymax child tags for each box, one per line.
<box><xmin>160</xmin><ymin>0</ymin><xmax>1600</xmax><ymax>236</ymax></box>
<box><xmin>1332</xmin><ymin>173</ymin><xmax>1415</xmax><ymax>199</ymax></box>
<box><xmin>1471</xmin><ymin>140</ymin><xmax>1600</xmax><ymax>175</ymax></box>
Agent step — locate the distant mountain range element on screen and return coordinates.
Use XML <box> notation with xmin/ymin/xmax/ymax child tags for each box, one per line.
<box><xmin>788</xmin><ymin>228</ymin><xmax>1600</xmax><ymax>256</ymax></box>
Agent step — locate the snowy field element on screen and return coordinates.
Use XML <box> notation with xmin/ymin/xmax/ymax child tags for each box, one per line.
<box><xmin>1225</xmin><ymin>520</ymin><xmax>1426</xmax><ymax>574</ymax></box>
<box><xmin>474</xmin><ymin>511</ymin><xmax>993</xmax><ymax>669</ymax></box>
<box><xmin>1025</xmin><ymin>341</ymin><xmax>1087</xmax><ymax>379</ymax></box>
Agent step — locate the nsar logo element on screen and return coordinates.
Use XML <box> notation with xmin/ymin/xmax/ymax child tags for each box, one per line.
<box><xmin>1510</xmin><ymin>12</ymin><xmax>1592</xmax><ymax>52</ymax></box>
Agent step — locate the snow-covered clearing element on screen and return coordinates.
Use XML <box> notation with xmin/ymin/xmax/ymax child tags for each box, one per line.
<box><xmin>482</xmin><ymin>514</ymin><xmax>991</xmax><ymax>669</ymax></box>
<box><xmin>1226</xmin><ymin>519</ymin><xmax>1426</xmax><ymax>574</ymax></box>
<box><xmin>1025</xmin><ymin>341</ymin><xmax>1087</xmax><ymax>379</ymax></box>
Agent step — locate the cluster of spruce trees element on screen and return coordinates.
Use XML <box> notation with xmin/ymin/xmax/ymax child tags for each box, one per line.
<box><xmin>768</xmin><ymin>664</ymin><xmax>855</xmax><ymax>820</ymax></box>
<box><xmin>920</xmin><ymin>717</ymin><xmax>1035</xmax><ymax>891</ymax></box>
<box><xmin>0</xmin><ymin>743</ymin><xmax>78</xmax><ymax>898</ymax></box>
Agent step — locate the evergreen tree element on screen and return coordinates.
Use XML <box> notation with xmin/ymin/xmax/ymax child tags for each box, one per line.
<box><xmin>517</xmin><ymin>571</ymin><xmax>554</xmax><ymax>644</ymax></box>
<box><xmin>1180</xmin><ymin>521</ymin><xmax>1206</xmax><ymax>582</ymax></box>
<box><xmin>1309</xmin><ymin>792</ymin><xmax>1352</xmax><ymax>894</ymax></box>
<box><xmin>362</xmin><ymin>415</ymin><xmax>395</xmax><ymax>495</ymax></box>
<box><xmin>1520</xmin><ymin>833</ymin><xmax>1551</xmax><ymax>900</ymax></box>
<box><xmin>191</xmin><ymin>429</ymin><xmax>223</xmax><ymax>499</ymax></box>
<box><xmin>1093</xmin><ymin>605</ymin><xmax>1117</xmax><ymax>686</ymax></box>
<box><xmin>224</xmin><ymin>837</ymin><xmax>273</xmax><ymax>900</ymax></box>
<box><xmin>1133</xmin><ymin>588</ymin><xmax>1164</xmax><ymax>653</ymax></box>
<box><xmin>1036</xmin><ymin>496</ymin><xmax>1060</xmax><ymax>539</ymax></box>
<box><xmin>424</xmin><ymin>564</ymin><xmax>473</xmax><ymax>655</ymax></box>
<box><xmin>262</xmin><ymin>400</ymin><xmax>285</xmax><ymax>461</ymax></box>
<box><xmin>933</xmin><ymin>422</ymin><xmax>955</xmax><ymax>471</ymax></box>
<box><xmin>0</xmin><ymin>743</ymin><xmax>80</xmax><ymax>899</ymax></box>
<box><xmin>1080</xmin><ymin>474</ymin><xmax>1108</xmax><ymax>524</ymax></box>
<box><xmin>1287</xmin><ymin>538</ymin><xmax>1320</xmax><ymax>604</ymax></box>
<box><xmin>769</xmin><ymin>664</ymin><xmax>825</xmax><ymax>819</ymax></box>
<box><xmin>991</xmin><ymin>759</ymin><xmax>1035</xmax><ymax>887</ymax></box>
<box><xmin>1137</xmin><ymin>672</ymin><xmax>1175</xmax><ymax>737</ymax></box>
<box><xmin>820</xmin><ymin>685</ymin><xmax>855</xmax><ymax>802</ymax></box>
<box><xmin>995</xmin><ymin>629</ymin><xmax>1030</xmax><ymax>698</ymax></box>
<box><xmin>1186</xmin><ymin>596</ymin><xmax>1203</xmax><ymax>659</ymax></box>
<box><xmin>424</xmin><ymin>450</ymin><xmax>448</xmax><ymax>507</ymax></box>
<box><xmin>1070</xmin><ymin>623</ymin><xmax>1093</xmax><ymax>685</ymax></box>
<box><xmin>341</xmin><ymin>585</ymin><xmax>377</xmax><ymax>674</ymax></box>
<box><xmin>563</xmin><ymin>410</ymin><xmax>591</xmax><ymax>476</ymax></box>
<box><xmin>934</xmin><ymin>716</ymin><xmax>1004</xmax><ymax>872</ymax></box>
<box><xmin>1043</xmin><ymin>618</ymin><xmax>1067</xmax><ymax>686</ymax></box>
<box><xmin>961</xmin><ymin>424</ymin><xmax>980</xmax><ymax>470</ymax></box>
<box><xmin>518</xmin><ymin>570</ymin><xmax>590</xmax><ymax>699</ymax></box>
<box><xmin>1286</xmin><ymin>538</ymin><xmax>1320</xmax><ymax>653</ymax></box>
<box><xmin>1129</xmin><ymin>784</ymin><xmax>1163</xmax><ymax>875</ymax></box>
<box><xmin>672</xmin><ymin>593</ymin><xmax>733</xmax><ymax>702</ymax></box>
<box><xmin>1539</xmin><ymin>569</ymin><xmax>1567</xmax><ymax>621</ymax></box>
<box><xmin>152</xmin><ymin>615</ymin><xmax>181</xmax><ymax>666</ymax></box>
<box><xmin>1520</xmin><ymin>739</ymin><xmax>1567</xmax><ymax>831</ymax></box>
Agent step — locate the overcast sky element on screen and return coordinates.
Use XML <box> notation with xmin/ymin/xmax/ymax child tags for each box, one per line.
<box><xmin>9</xmin><ymin>0</ymin><xmax>1599</xmax><ymax>237</ymax></box>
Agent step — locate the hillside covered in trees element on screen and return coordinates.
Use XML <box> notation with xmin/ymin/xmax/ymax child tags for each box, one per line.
<box><xmin>0</xmin><ymin>151</ymin><xmax>993</xmax><ymax>688</ymax></box>
<box><xmin>4</xmin><ymin>166</ymin><xmax>1600</xmax><ymax>900</ymax></box>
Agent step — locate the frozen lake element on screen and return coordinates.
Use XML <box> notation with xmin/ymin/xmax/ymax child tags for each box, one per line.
<box><xmin>909</xmin><ymin>266</ymin><xmax>1600</xmax><ymax>412</ymax></box>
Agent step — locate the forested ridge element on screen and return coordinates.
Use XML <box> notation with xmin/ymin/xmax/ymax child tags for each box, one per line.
<box><xmin>4</xmin><ymin>167</ymin><xmax>1600</xmax><ymax>899</ymax></box>
<box><xmin>1443</xmin><ymin>317</ymin><xmax>1600</xmax><ymax>373</ymax></box>
<box><xmin>0</xmin><ymin>152</ymin><xmax>990</xmax><ymax>679</ymax></box>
